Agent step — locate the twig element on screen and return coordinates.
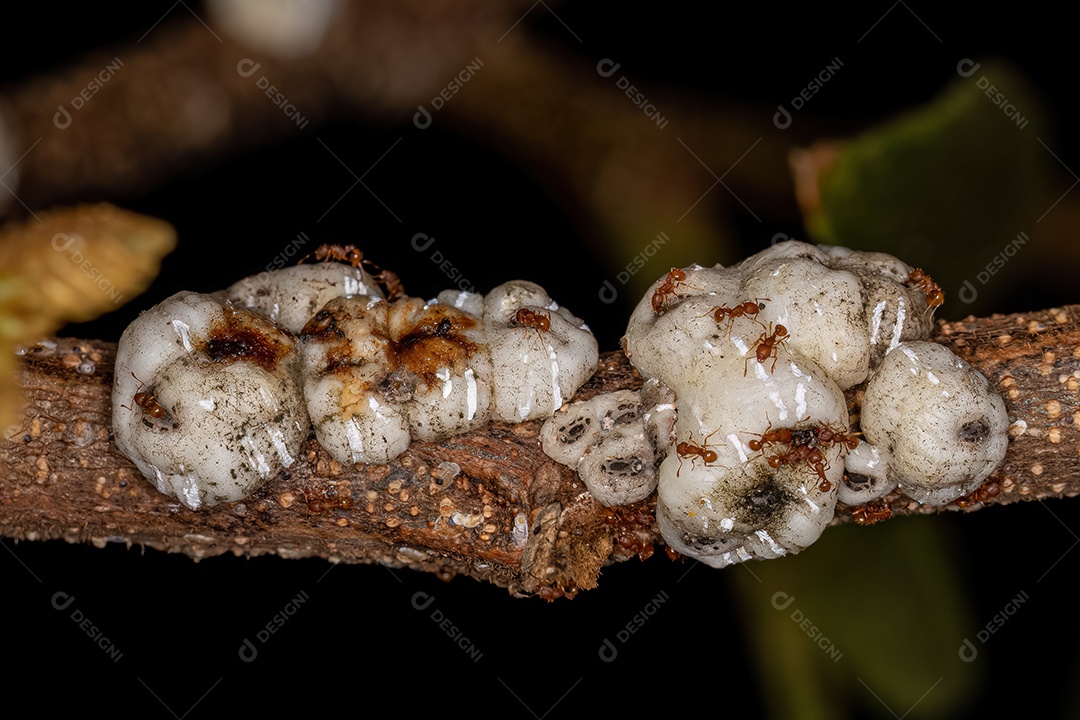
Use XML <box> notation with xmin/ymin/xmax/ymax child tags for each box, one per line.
<box><xmin>1</xmin><ymin>305</ymin><xmax>1076</xmax><ymax>597</ymax></box>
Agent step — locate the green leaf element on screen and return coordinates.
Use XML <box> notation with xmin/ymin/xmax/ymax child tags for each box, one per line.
<box><xmin>733</xmin><ymin>516</ymin><xmax>980</xmax><ymax>719</ymax></box>
<box><xmin>795</xmin><ymin>59</ymin><xmax>1049</xmax><ymax>315</ymax></box>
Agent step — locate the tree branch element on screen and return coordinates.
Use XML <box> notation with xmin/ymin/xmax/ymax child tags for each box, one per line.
<box><xmin>1</xmin><ymin>305</ymin><xmax>1076</xmax><ymax>597</ymax></box>
<box><xmin>0</xmin><ymin>1</ymin><xmax>531</xmax><ymax>213</ymax></box>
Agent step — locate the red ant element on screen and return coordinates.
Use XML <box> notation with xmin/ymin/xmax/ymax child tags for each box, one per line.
<box><xmin>808</xmin><ymin>423</ymin><xmax>861</xmax><ymax>451</ymax></box>
<box><xmin>299</xmin><ymin>244</ymin><xmax>405</xmax><ymax>301</ymax></box>
<box><xmin>651</xmin><ymin>268</ymin><xmax>687</xmax><ymax>315</ymax></box>
<box><xmin>509</xmin><ymin>307</ymin><xmax>551</xmax><ymax>332</ymax></box>
<box><xmin>299</xmin><ymin>243</ymin><xmax>366</xmax><ymax>268</ymax></box>
<box><xmin>615</xmin><ymin>532</ymin><xmax>655</xmax><ymax>561</ymax></box>
<box><xmin>675</xmin><ymin>429</ymin><xmax>719</xmax><ymax>477</ymax></box>
<box><xmin>537</xmin><ymin>583</ymin><xmax>578</xmax><ymax>601</ymax></box>
<box><xmin>745</xmin><ymin>418</ymin><xmax>792</xmax><ymax>453</ymax></box>
<box><xmin>300</xmin><ymin>487</ymin><xmax>354</xmax><ymax>513</ymax></box>
<box><xmin>746</xmin><ymin>418</ymin><xmax>859</xmax><ymax>454</ymax></box>
<box><xmin>705</xmin><ymin>298</ymin><xmax>769</xmax><ymax>334</ymax></box>
<box><xmin>953</xmin><ymin>479</ymin><xmax>1001</xmax><ymax>509</ymax></box>
<box><xmin>908</xmin><ymin>268</ymin><xmax>944</xmax><ymax>308</ymax></box>
<box><xmin>121</xmin><ymin>372</ymin><xmax>172</xmax><ymax>424</ymax></box>
<box><xmin>745</xmin><ymin>323</ymin><xmax>789</xmax><ymax>375</ymax></box>
<box><xmin>377</xmin><ymin>268</ymin><xmax>405</xmax><ymax>301</ymax></box>
<box><xmin>851</xmin><ymin>500</ymin><xmax>892</xmax><ymax>525</ymax></box>
<box><xmin>767</xmin><ymin>444</ymin><xmax>832</xmax><ymax>491</ymax></box>
<box><xmin>745</xmin><ymin>417</ymin><xmax>859</xmax><ymax>492</ymax></box>
<box><xmin>300</xmin><ymin>308</ymin><xmax>342</xmax><ymax>339</ymax></box>
<box><xmin>509</xmin><ymin>307</ymin><xmax>552</xmax><ymax>345</ymax></box>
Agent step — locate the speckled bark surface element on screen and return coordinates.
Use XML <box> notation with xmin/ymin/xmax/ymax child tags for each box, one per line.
<box><xmin>1</xmin><ymin>306</ymin><xmax>1077</xmax><ymax>597</ymax></box>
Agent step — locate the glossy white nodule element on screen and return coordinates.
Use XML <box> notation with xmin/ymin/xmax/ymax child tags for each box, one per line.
<box><xmin>112</xmin><ymin>292</ymin><xmax>308</xmax><ymax>509</ymax></box>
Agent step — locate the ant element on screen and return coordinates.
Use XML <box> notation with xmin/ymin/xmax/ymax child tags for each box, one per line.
<box><xmin>806</xmin><ymin>423</ymin><xmax>861</xmax><ymax>451</ymax></box>
<box><xmin>953</xmin><ymin>479</ymin><xmax>1001</xmax><ymax>509</ymax></box>
<box><xmin>299</xmin><ymin>243</ymin><xmax>366</xmax><ymax>268</ymax></box>
<box><xmin>745</xmin><ymin>323</ymin><xmax>789</xmax><ymax>375</ymax></box>
<box><xmin>121</xmin><ymin>372</ymin><xmax>173</xmax><ymax>426</ymax></box>
<box><xmin>745</xmin><ymin>418</ymin><xmax>792</xmax><ymax>453</ymax></box>
<box><xmin>705</xmin><ymin>298</ymin><xmax>769</xmax><ymax>334</ymax></box>
<box><xmin>745</xmin><ymin>418</ymin><xmax>859</xmax><ymax>454</ymax></box>
<box><xmin>766</xmin><ymin>444</ymin><xmax>831</xmax><ymax>491</ymax></box>
<box><xmin>537</xmin><ymin>582</ymin><xmax>579</xmax><ymax>601</ymax></box>
<box><xmin>651</xmin><ymin>268</ymin><xmax>687</xmax><ymax>315</ymax></box>
<box><xmin>908</xmin><ymin>268</ymin><xmax>944</xmax><ymax>308</ymax></box>
<box><xmin>376</xmin><ymin>268</ymin><xmax>405</xmax><ymax>301</ymax></box>
<box><xmin>745</xmin><ymin>417</ymin><xmax>854</xmax><ymax>492</ymax></box>
<box><xmin>615</xmin><ymin>532</ymin><xmax>655</xmax><ymax>561</ymax></box>
<box><xmin>299</xmin><ymin>245</ymin><xmax>405</xmax><ymax>302</ymax></box>
<box><xmin>675</xmin><ymin>429</ymin><xmax>719</xmax><ymax>477</ymax></box>
<box><xmin>300</xmin><ymin>309</ymin><xmax>339</xmax><ymax>338</ymax></box>
<box><xmin>509</xmin><ymin>307</ymin><xmax>551</xmax><ymax>332</ymax></box>
<box><xmin>509</xmin><ymin>307</ymin><xmax>552</xmax><ymax>344</ymax></box>
<box><xmin>303</xmin><ymin>487</ymin><xmax>354</xmax><ymax>513</ymax></box>
<box><xmin>851</xmin><ymin>500</ymin><xmax>892</xmax><ymax>525</ymax></box>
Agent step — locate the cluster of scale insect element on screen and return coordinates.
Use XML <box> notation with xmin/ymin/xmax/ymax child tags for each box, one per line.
<box><xmin>639</xmin><ymin>253</ymin><xmax>920</xmax><ymax>539</ymax></box>
<box><xmin>547</xmin><ymin>241</ymin><xmax>1011</xmax><ymax>572</ymax></box>
<box><xmin>648</xmin><ymin>264</ymin><xmax>946</xmax><ymax>500</ymax></box>
<box><xmin>118</xmin><ymin>243</ymin><xmax>380</xmax><ymax>423</ymax></box>
<box><xmin>116</xmin><ymin>243</ymin><xmax>603</xmax><ymax>509</ymax></box>
<box><xmin>665</xmin><ymin>295</ymin><xmax>863</xmax><ymax>494</ymax></box>
<box><xmin>664</xmin><ymin>283</ymin><xmax>925</xmax><ymax>515</ymax></box>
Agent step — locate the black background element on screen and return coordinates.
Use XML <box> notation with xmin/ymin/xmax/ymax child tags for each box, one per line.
<box><xmin>2</xmin><ymin>3</ymin><xmax>1077</xmax><ymax>717</ymax></box>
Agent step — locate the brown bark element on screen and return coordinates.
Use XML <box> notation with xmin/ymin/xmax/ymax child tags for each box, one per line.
<box><xmin>1</xmin><ymin>305</ymin><xmax>1077</xmax><ymax>598</ymax></box>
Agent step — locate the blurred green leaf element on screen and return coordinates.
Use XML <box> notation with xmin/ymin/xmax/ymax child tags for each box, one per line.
<box><xmin>734</xmin><ymin>516</ymin><xmax>980</xmax><ymax>719</ymax></box>
<box><xmin>794</xmin><ymin>59</ymin><xmax>1049</xmax><ymax>315</ymax></box>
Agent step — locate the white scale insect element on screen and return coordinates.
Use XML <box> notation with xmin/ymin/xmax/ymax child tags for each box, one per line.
<box><xmin>113</xmin><ymin>263</ymin><xmax>598</xmax><ymax>510</ymax></box>
<box><xmin>113</xmin><ymin>241</ymin><xmax>1009</xmax><ymax>572</ymax></box>
<box><xmin>542</xmin><ymin>241</ymin><xmax>1008</xmax><ymax>569</ymax></box>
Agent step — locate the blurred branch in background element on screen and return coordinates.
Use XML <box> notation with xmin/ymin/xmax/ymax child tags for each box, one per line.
<box><xmin>0</xmin><ymin>1</ymin><xmax>527</xmax><ymax>213</ymax></box>
<box><xmin>0</xmin><ymin>3</ymin><xmax>1072</xmax><ymax>323</ymax></box>
<box><xmin>0</xmin><ymin>1</ymin><xmax>855</xmax><ymax>310</ymax></box>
